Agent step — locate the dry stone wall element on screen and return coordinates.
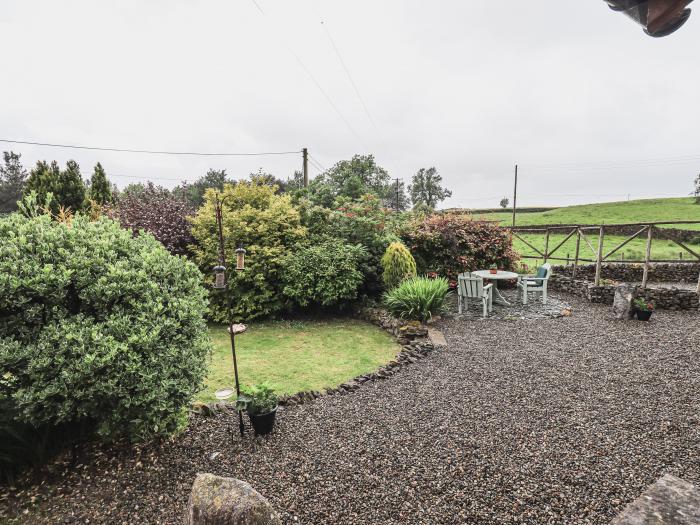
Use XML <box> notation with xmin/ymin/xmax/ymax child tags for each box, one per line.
<box><xmin>550</xmin><ymin>264</ymin><xmax>699</xmax><ymax>311</ymax></box>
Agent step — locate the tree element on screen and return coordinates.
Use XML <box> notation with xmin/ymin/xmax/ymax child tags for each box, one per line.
<box><xmin>694</xmin><ymin>173</ymin><xmax>700</xmax><ymax>204</ymax></box>
<box><xmin>0</xmin><ymin>151</ymin><xmax>28</xmax><ymax>213</ymax></box>
<box><xmin>173</xmin><ymin>169</ymin><xmax>229</xmax><ymax>208</ymax></box>
<box><xmin>24</xmin><ymin>159</ymin><xmax>86</xmax><ymax>213</ymax></box>
<box><xmin>408</xmin><ymin>167</ymin><xmax>452</xmax><ymax>209</ymax></box>
<box><xmin>306</xmin><ymin>154</ymin><xmax>394</xmax><ymax>207</ymax></box>
<box><xmin>499</xmin><ymin>197</ymin><xmax>509</xmax><ymax>209</ymax></box>
<box><xmin>249</xmin><ymin>168</ymin><xmax>289</xmax><ymax>193</ymax></box>
<box><xmin>88</xmin><ymin>162</ymin><xmax>112</xmax><ymax>204</ymax></box>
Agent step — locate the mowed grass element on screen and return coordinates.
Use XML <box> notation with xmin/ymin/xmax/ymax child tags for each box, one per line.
<box><xmin>474</xmin><ymin>197</ymin><xmax>700</xmax><ymax>230</ymax></box>
<box><xmin>198</xmin><ymin>319</ymin><xmax>400</xmax><ymax>402</ymax></box>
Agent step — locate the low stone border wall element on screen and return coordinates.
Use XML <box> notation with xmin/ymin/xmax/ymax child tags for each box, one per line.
<box><xmin>550</xmin><ymin>274</ymin><xmax>699</xmax><ymax>310</ymax></box>
<box><xmin>554</xmin><ymin>263</ymin><xmax>700</xmax><ymax>284</ymax></box>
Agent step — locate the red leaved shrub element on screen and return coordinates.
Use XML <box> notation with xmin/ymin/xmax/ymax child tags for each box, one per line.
<box><xmin>109</xmin><ymin>183</ymin><xmax>195</xmax><ymax>256</ymax></box>
<box><xmin>401</xmin><ymin>213</ymin><xmax>519</xmax><ymax>285</ymax></box>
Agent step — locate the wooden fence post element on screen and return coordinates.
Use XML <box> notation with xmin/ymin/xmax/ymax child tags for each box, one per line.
<box><xmin>642</xmin><ymin>225</ymin><xmax>653</xmax><ymax>288</ymax></box>
<box><xmin>543</xmin><ymin>228</ymin><xmax>550</xmax><ymax>264</ymax></box>
<box><xmin>572</xmin><ymin>228</ymin><xmax>581</xmax><ymax>279</ymax></box>
<box><xmin>594</xmin><ymin>226</ymin><xmax>605</xmax><ymax>286</ymax></box>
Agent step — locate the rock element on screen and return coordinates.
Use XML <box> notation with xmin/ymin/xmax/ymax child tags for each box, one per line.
<box><xmin>186</xmin><ymin>473</ymin><xmax>281</xmax><ymax>525</ymax></box>
<box><xmin>611</xmin><ymin>474</ymin><xmax>700</xmax><ymax>525</ymax></box>
<box><xmin>613</xmin><ymin>283</ymin><xmax>635</xmax><ymax>320</ymax></box>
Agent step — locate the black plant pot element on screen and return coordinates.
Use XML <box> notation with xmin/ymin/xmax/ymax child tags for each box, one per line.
<box><xmin>248</xmin><ymin>407</ymin><xmax>277</xmax><ymax>435</ymax></box>
<box><xmin>636</xmin><ymin>310</ymin><xmax>653</xmax><ymax>321</ymax></box>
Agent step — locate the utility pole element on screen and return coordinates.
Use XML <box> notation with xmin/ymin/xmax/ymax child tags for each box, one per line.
<box><xmin>302</xmin><ymin>148</ymin><xmax>309</xmax><ymax>188</ymax></box>
<box><xmin>512</xmin><ymin>164</ymin><xmax>518</xmax><ymax>227</ymax></box>
<box><xmin>395</xmin><ymin>178</ymin><xmax>401</xmax><ymax>212</ymax></box>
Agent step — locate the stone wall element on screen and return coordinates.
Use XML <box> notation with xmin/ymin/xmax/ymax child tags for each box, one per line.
<box><xmin>550</xmin><ymin>273</ymin><xmax>699</xmax><ymax>311</ymax></box>
<box><xmin>554</xmin><ymin>263</ymin><xmax>700</xmax><ymax>284</ymax></box>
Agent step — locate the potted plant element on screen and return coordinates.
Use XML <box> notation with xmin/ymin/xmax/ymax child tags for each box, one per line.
<box><xmin>633</xmin><ymin>298</ymin><xmax>654</xmax><ymax>321</ymax></box>
<box><xmin>236</xmin><ymin>383</ymin><xmax>279</xmax><ymax>435</ymax></box>
<box><xmin>489</xmin><ymin>263</ymin><xmax>498</xmax><ymax>275</ymax></box>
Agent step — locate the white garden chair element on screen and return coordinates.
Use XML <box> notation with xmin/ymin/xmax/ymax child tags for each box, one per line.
<box><xmin>517</xmin><ymin>263</ymin><xmax>552</xmax><ymax>305</ymax></box>
<box><xmin>458</xmin><ymin>273</ymin><xmax>493</xmax><ymax>318</ymax></box>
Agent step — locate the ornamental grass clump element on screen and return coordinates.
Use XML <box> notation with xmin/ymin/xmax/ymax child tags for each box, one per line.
<box><xmin>381</xmin><ymin>241</ymin><xmax>417</xmax><ymax>290</ymax></box>
<box><xmin>383</xmin><ymin>276</ymin><xmax>449</xmax><ymax>322</ymax></box>
<box><xmin>0</xmin><ymin>213</ymin><xmax>210</xmax><ymax>478</ymax></box>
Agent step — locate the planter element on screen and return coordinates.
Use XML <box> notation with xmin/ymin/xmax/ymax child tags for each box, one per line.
<box><xmin>248</xmin><ymin>407</ymin><xmax>277</xmax><ymax>435</ymax></box>
<box><xmin>489</xmin><ymin>269</ymin><xmax>498</xmax><ymax>275</ymax></box>
<box><xmin>636</xmin><ymin>309</ymin><xmax>653</xmax><ymax>321</ymax></box>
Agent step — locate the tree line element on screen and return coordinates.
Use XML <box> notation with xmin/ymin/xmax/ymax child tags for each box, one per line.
<box><xmin>0</xmin><ymin>152</ymin><xmax>454</xmax><ymax>214</ymax></box>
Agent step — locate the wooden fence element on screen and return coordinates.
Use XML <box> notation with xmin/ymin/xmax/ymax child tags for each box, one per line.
<box><xmin>509</xmin><ymin>221</ymin><xmax>700</xmax><ymax>292</ymax></box>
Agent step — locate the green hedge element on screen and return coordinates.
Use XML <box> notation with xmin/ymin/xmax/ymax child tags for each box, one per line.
<box><xmin>0</xmin><ymin>214</ymin><xmax>211</xmax><ymax>475</ymax></box>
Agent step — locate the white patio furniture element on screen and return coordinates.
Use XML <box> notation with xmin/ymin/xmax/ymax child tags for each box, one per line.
<box><xmin>517</xmin><ymin>263</ymin><xmax>552</xmax><ymax>305</ymax></box>
<box><xmin>458</xmin><ymin>272</ymin><xmax>493</xmax><ymax>318</ymax></box>
<box><xmin>472</xmin><ymin>270</ymin><xmax>519</xmax><ymax>306</ymax></box>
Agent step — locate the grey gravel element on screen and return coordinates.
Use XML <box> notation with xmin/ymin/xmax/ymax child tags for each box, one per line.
<box><xmin>2</xmin><ymin>293</ymin><xmax>699</xmax><ymax>524</ymax></box>
<box><xmin>443</xmin><ymin>288</ymin><xmax>571</xmax><ymax>321</ymax></box>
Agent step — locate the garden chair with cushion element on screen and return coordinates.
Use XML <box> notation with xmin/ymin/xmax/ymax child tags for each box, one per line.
<box><xmin>517</xmin><ymin>263</ymin><xmax>552</xmax><ymax>305</ymax></box>
<box><xmin>458</xmin><ymin>272</ymin><xmax>493</xmax><ymax>318</ymax></box>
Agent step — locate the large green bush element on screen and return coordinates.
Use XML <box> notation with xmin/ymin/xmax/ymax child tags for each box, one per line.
<box><xmin>301</xmin><ymin>194</ymin><xmax>402</xmax><ymax>297</ymax></box>
<box><xmin>190</xmin><ymin>181</ymin><xmax>306</xmax><ymax>322</ymax></box>
<box><xmin>401</xmin><ymin>213</ymin><xmax>519</xmax><ymax>285</ymax></box>
<box><xmin>281</xmin><ymin>239</ymin><xmax>366</xmax><ymax>308</ymax></box>
<box><xmin>381</xmin><ymin>241</ymin><xmax>417</xmax><ymax>289</ymax></box>
<box><xmin>0</xmin><ymin>214</ymin><xmax>210</xmax><ymax>450</ymax></box>
<box><xmin>384</xmin><ymin>276</ymin><xmax>449</xmax><ymax>322</ymax></box>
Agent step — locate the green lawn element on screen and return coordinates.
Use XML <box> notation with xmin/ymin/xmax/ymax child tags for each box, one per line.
<box><xmin>474</xmin><ymin>197</ymin><xmax>700</xmax><ymax>230</ymax></box>
<box><xmin>198</xmin><ymin>319</ymin><xmax>400</xmax><ymax>402</ymax></box>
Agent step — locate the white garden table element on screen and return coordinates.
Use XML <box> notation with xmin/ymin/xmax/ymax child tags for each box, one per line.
<box><xmin>473</xmin><ymin>270</ymin><xmax>519</xmax><ymax>306</ymax></box>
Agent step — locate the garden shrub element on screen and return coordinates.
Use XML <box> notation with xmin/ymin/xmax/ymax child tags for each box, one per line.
<box><xmin>281</xmin><ymin>239</ymin><xmax>366</xmax><ymax>308</ymax></box>
<box><xmin>381</xmin><ymin>241</ymin><xmax>417</xmax><ymax>289</ymax></box>
<box><xmin>0</xmin><ymin>214</ymin><xmax>210</xmax><ymax>474</ymax></box>
<box><xmin>190</xmin><ymin>181</ymin><xmax>306</xmax><ymax>322</ymax></box>
<box><xmin>401</xmin><ymin>213</ymin><xmax>519</xmax><ymax>285</ymax></box>
<box><xmin>383</xmin><ymin>276</ymin><xmax>449</xmax><ymax>322</ymax></box>
<box><xmin>111</xmin><ymin>182</ymin><xmax>195</xmax><ymax>256</ymax></box>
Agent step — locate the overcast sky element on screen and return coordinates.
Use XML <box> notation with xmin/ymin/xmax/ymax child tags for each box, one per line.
<box><xmin>1</xmin><ymin>1</ymin><xmax>699</xmax><ymax>208</ymax></box>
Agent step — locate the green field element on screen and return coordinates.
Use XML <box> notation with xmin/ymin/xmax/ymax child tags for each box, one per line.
<box><xmin>474</xmin><ymin>197</ymin><xmax>700</xmax><ymax>230</ymax></box>
<box><xmin>198</xmin><ymin>319</ymin><xmax>399</xmax><ymax>402</ymax></box>
<box><xmin>467</xmin><ymin>198</ymin><xmax>700</xmax><ymax>264</ymax></box>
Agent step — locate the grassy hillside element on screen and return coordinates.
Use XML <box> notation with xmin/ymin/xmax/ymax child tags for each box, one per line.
<box><xmin>458</xmin><ymin>197</ymin><xmax>700</xmax><ymax>265</ymax></box>
<box><xmin>473</xmin><ymin>197</ymin><xmax>700</xmax><ymax>230</ymax></box>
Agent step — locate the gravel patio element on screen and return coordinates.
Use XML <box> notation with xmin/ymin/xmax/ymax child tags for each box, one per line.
<box><xmin>2</xmin><ymin>294</ymin><xmax>699</xmax><ymax>524</ymax></box>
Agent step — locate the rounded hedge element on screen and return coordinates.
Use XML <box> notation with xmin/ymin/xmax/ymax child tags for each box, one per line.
<box><xmin>0</xmin><ymin>214</ymin><xmax>211</xmax><ymax>443</ymax></box>
<box><xmin>281</xmin><ymin>239</ymin><xmax>366</xmax><ymax>308</ymax></box>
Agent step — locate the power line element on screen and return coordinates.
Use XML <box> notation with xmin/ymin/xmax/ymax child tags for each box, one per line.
<box><xmin>320</xmin><ymin>19</ymin><xmax>379</xmax><ymax>133</ymax></box>
<box><xmin>309</xmin><ymin>153</ymin><xmax>326</xmax><ymax>172</ymax></box>
<box><xmin>0</xmin><ymin>138</ymin><xmax>301</xmax><ymax>157</ymax></box>
<box><xmin>522</xmin><ymin>153</ymin><xmax>700</xmax><ymax>171</ymax></box>
<box><xmin>249</xmin><ymin>1</ymin><xmax>367</xmax><ymax>149</ymax></box>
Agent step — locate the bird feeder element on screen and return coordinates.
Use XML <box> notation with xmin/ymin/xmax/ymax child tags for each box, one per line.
<box><xmin>235</xmin><ymin>246</ymin><xmax>246</xmax><ymax>271</ymax></box>
<box><xmin>213</xmin><ymin>265</ymin><xmax>226</xmax><ymax>289</ymax></box>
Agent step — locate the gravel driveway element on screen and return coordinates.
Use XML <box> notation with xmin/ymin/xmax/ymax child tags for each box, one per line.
<box><xmin>2</xmin><ymin>294</ymin><xmax>699</xmax><ymax>524</ymax></box>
